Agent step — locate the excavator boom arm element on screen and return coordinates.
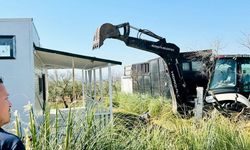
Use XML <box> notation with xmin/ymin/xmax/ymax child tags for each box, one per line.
<box><xmin>93</xmin><ymin>22</ymin><xmax>187</xmax><ymax>113</ymax></box>
<box><xmin>93</xmin><ymin>22</ymin><xmax>179</xmax><ymax>58</ymax></box>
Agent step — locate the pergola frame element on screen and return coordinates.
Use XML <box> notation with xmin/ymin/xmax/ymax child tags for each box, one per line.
<box><xmin>34</xmin><ymin>45</ymin><xmax>121</xmax><ymax>122</ymax></box>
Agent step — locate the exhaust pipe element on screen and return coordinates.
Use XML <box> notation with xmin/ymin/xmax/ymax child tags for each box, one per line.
<box><xmin>92</xmin><ymin>23</ymin><xmax>121</xmax><ymax>49</ymax></box>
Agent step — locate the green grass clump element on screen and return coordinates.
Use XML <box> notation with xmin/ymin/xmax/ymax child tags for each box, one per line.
<box><xmin>112</xmin><ymin>93</ymin><xmax>151</xmax><ymax>114</ymax></box>
<box><xmin>12</xmin><ymin>92</ymin><xmax>250</xmax><ymax>150</ymax></box>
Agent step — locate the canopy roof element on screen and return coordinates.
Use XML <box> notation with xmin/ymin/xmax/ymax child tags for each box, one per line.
<box><xmin>34</xmin><ymin>45</ymin><xmax>122</xmax><ymax>69</ymax></box>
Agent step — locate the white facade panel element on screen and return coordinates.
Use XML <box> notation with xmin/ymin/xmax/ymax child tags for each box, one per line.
<box><xmin>121</xmin><ymin>76</ymin><xmax>133</xmax><ymax>93</ymax></box>
<box><xmin>0</xmin><ymin>19</ymin><xmax>39</xmax><ymax>125</ymax></box>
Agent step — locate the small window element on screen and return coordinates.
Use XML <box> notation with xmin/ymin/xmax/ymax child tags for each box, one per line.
<box><xmin>141</xmin><ymin>63</ymin><xmax>149</xmax><ymax>74</ymax></box>
<box><xmin>182</xmin><ymin>62</ymin><xmax>190</xmax><ymax>71</ymax></box>
<box><xmin>0</xmin><ymin>36</ymin><xmax>16</xmax><ymax>59</ymax></box>
<box><xmin>39</xmin><ymin>77</ymin><xmax>43</xmax><ymax>93</ymax></box>
<box><xmin>145</xmin><ymin>63</ymin><xmax>149</xmax><ymax>73</ymax></box>
<box><xmin>241</xmin><ymin>64</ymin><xmax>250</xmax><ymax>92</ymax></box>
<box><xmin>191</xmin><ymin>61</ymin><xmax>203</xmax><ymax>71</ymax></box>
<box><xmin>210</xmin><ymin>59</ymin><xmax>236</xmax><ymax>89</ymax></box>
<box><xmin>140</xmin><ymin>64</ymin><xmax>143</xmax><ymax>73</ymax></box>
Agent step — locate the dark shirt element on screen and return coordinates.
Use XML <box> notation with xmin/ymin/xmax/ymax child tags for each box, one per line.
<box><xmin>0</xmin><ymin>128</ymin><xmax>25</xmax><ymax>150</ymax></box>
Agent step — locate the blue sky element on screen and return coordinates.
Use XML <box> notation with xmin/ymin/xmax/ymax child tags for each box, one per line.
<box><xmin>1</xmin><ymin>0</ymin><xmax>250</xmax><ymax>69</ymax></box>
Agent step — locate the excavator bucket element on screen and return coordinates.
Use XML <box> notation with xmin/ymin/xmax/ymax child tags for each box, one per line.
<box><xmin>92</xmin><ymin>23</ymin><xmax>120</xmax><ymax>49</ymax></box>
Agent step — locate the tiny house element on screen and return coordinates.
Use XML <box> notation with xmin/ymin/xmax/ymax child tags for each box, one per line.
<box><xmin>0</xmin><ymin>18</ymin><xmax>121</xmax><ymax>126</ymax></box>
<box><xmin>0</xmin><ymin>18</ymin><xmax>41</xmax><ymax>119</ymax></box>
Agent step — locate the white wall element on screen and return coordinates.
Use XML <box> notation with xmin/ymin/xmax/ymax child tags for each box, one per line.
<box><xmin>0</xmin><ymin>18</ymin><xmax>38</xmax><ymax>126</ymax></box>
<box><xmin>121</xmin><ymin>76</ymin><xmax>133</xmax><ymax>93</ymax></box>
<box><xmin>32</xmin><ymin>21</ymin><xmax>45</xmax><ymax>115</ymax></box>
<box><xmin>34</xmin><ymin>53</ymin><xmax>45</xmax><ymax>115</ymax></box>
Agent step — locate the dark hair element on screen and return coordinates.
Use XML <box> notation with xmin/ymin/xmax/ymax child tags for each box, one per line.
<box><xmin>0</xmin><ymin>78</ymin><xmax>3</xmax><ymax>84</ymax></box>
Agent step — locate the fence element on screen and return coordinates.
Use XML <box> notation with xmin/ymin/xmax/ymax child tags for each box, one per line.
<box><xmin>50</xmin><ymin>96</ymin><xmax>111</xmax><ymax>128</ymax></box>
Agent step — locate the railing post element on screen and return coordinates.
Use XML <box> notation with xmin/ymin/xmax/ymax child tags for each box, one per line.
<box><xmin>82</xmin><ymin>69</ymin><xmax>85</xmax><ymax>105</ymax></box>
<box><xmin>99</xmin><ymin>68</ymin><xmax>103</xmax><ymax>100</ymax></box>
<box><xmin>108</xmin><ymin>63</ymin><xmax>113</xmax><ymax>124</ymax></box>
<box><xmin>93</xmin><ymin>69</ymin><xmax>96</xmax><ymax>99</ymax></box>
<box><xmin>88</xmin><ymin>70</ymin><xmax>92</xmax><ymax>97</ymax></box>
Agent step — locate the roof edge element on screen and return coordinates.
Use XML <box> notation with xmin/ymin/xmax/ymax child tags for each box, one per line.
<box><xmin>34</xmin><ymin>44</ymin><xmax>122</xmax><ymax>65</ymax></box>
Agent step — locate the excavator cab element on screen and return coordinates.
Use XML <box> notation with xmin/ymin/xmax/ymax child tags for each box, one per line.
<box><xmin>206</xmin><ymin>55</ymin><xmax>250</xmax><ymax>112</ymax></box>
<box><xmin>179</xmin><ymin>50</ymin><xmax>214</xmax><ymax>106</ymax></box>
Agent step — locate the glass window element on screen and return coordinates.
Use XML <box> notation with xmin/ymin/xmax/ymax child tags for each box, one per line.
<box><xmin>191</xmin><ymin>61</ymin><xmax>203</xmax><ymax>71</ymax></box>
<box><xmin>210</xmin><ymin>59</ymin><xmax>236</xmax><ymax>89</ymax></box>
<box><xmin>0</xmin><ymin>36</ymin><xmax>16</xmax><ymax>59</ymax></box>
<box><xmin>182</xmin><ymin>62</ymin><xmax>190</xmax><ymax>71</ymax></box>
<box><xmin>145</xmin><ymin>64</ymin><xmax>149</xmax><ymax>73</ymax></box>
<box><xmin>140</xmin><ymin>63</ymin><xmax>149</xmax><ymax>74</ymax></box>
<box><xmin>241</xmin><ymin>62</ymin><xmax>250</xmax><ymax>92</ymax></box>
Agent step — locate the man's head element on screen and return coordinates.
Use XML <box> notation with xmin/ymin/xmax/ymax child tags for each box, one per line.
<box><xmin>0</xmin><ymin>78</ymin><xmax>12</xmax><ymax>127</ymax></box>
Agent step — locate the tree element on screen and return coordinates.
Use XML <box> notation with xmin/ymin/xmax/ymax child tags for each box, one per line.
<box><xmin>48</xmin><ymin>70</ymin><xmax>84</xmax><ymax>108</ymax></box>
<box><xmin>240</xmin><ymin>32</ymin><xmax>250</xmax><ymax>50</ymax></box>
<box><xmin>48</xmin><ymin>70</ymin><xmax>72</xmax><ymax>108</ymax></box>
<box><xmin>65</xmin><ymin>81</ymin><xmax>82</xmax><ymax>103</ymax></box>
<box><xmin>210</xmin><ymin>39</ymin><xmax>226</xmax><ymax>54</ymax></box>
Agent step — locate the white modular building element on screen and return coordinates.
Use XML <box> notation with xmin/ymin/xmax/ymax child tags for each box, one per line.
<box><xmin>0</xmin><ymin>18</ymin><xmax>121</xmax><ymax>126</ymax></box>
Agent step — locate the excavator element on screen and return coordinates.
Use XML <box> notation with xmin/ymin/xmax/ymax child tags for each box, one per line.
<box><xmin>92</xmin><ymin>22</ymin><xmax>250</xmax><ymax>116</ymax></box>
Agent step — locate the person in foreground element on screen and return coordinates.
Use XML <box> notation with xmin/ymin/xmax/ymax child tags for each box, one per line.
<box><xmin>0</xmin><ymin>78</ymin><xmax>25</xmax><ymax>150</ymax></box>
